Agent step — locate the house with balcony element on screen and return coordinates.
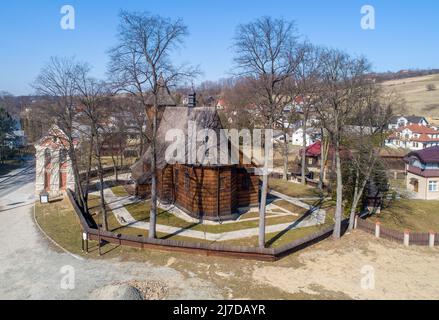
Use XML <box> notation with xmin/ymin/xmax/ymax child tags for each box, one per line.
<box><xmin>404</xmin><ymin>146</ymin><xmax>439</xmax><ymax>200</ymax></box>
<box><xmin>388</xmin><ymin>115</ymin><xmax>429</xmax><ymax>130</ymax></box>
<box><xmin>385</xmin><ymin>124</ymin><xmax>439</xmax><ymax>150</ymax></box>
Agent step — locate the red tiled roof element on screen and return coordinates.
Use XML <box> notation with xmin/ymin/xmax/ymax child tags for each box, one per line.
<box><xmin>411</xmin><ymin>134</ymin><xmax>439</xmax><ymax>142</ymax></box>
<box><xmin>396</xmin><ymin>124</ymin><xmax>439</xmax><ymax>134</ymax></box>
<box><xmin>302</xmin><ymin>141</ymin><xmax>322</xmax><ymax>157</ymax></box>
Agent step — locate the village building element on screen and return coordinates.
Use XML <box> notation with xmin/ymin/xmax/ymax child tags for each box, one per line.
<box><xmin>35</xmin><ymin>125</ymin><xmax>76</xmax><ymax>197</ymax></box>
<box><xmin>388</xmin><ymin>115</ymin><xmax>429</xmax><ymax>130</ymax></box>
<box><xmin>291</xmin><ymin>127</ymin><xmax>320</xmax><ymax>147</ymax></box>
<box><xmin>385</xmin><ymin>124</ymin><xmax>439</xmax><ymax>150</ymax></box>
<box><xmin>379</xmin><ymin>147</ymin><xmax>408</xmax><ymax>179</ymax></box>
<box><xmin>404</xmin><ymin>146</ymin><xmax>439</xmax><ymax>200</ymax></box>
<box><xmin>131</xmin><ymin>90</ymin><xmax>260</xmax><ymax>221</ymax></box>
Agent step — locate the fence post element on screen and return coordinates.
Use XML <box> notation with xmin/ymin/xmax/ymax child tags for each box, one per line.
<box><xmin>375</xmin><ymin>221</ymin><xmax>380</xmax><ymax>238</ymax></box>
<box><xmin>429</xmin><ymin>231</ymin><xmax>435</xmax><ymax>248</ymax></box>
<box><xmin>82</xmin><ymin>232</ymin><xmax>88</xmax><ymax>254</ymax></box>
<box><xmin>403</xmin><ymin>230</ymin><xmax>410</xmax><ymax>247</ymax></box>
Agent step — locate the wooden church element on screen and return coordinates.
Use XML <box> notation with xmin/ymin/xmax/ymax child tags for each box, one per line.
<box><xmin>131</xmin><ymin>89</ymin><xmax>260</xmax><ymax>221</ymax></box>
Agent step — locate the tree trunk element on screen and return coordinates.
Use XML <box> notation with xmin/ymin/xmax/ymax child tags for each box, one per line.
<box><xmin>139</xmin><ymin>132</ymin><xmax>144</xmax><ymax>159</ymax></box>
<box><xmin>96</xmin><ymin>156</ymin><xmax>108</xmax><ymax>231</ymax></box>
<box><xmin>348</xmin><ymin>168</ymin><xmax>360</xmax><ymax>231</ymax></box>
<box><xmin>259</xmin><ymin>118</ymin><xmax>273</xmax><ymax>248</ymax></box>
<box><xmin>348</xmin><ymin>161</ymin><xmax>375</xmax><ymax>231</ymax></box>
<box><xmin>111</xmin><ymin>154</ymin><xmax>118</xmax><ymax>182</ymax></box>
<box><xmin>259</xmin><ymin>172</ymin><xmax>268</xmax><ymax>248</ymax></box>
<box><xmin>333</xmin><ymin>140</ymin><xmax>343</xmax><ymax>239</ymax></box>
<box><xmin>283</xmin><ymin>132</ymin><xmax>289</xmax><ymax>181</ymax></box>
<box><xmin>69</xmin><ymin>149</ymin><xmax>87</xmax><ymax>211</ymax></box>
<box><xmin>93</xmin><ymin>128</ymin><xmax>108</xmax><ymax>232</ymax></box>
<box><xmin>319</xmin><ymin>133</ymin><xmax>329</xmax><ymax>191</ymax></box>
<box><xmin>301</xmin><ymin>120</ymin><xmax>307</xmax><ymax>185</ymax></box>
<box><xmin>149</xmin><ymin>103</ymin><xmax>158</xmax><ymax>239</ymax></box>
<box><xmin>318</xmin><ymin>129</ymin><xmax>324</xmax><ymax>190</ymax></box>
<box><xmin>84</xmin><ymin>137</ymin><xmax>94</xmax><ymax>209</ymax></box>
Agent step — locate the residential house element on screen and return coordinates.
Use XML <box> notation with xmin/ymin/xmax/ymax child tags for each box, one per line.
<box><xmin>388</xmin><ymin>115</ymin><xmax>429</xmax><ymax>130</ymax></box>
<box><xmin>404</xmin><ymin>146</ymin><xmax>439</xmax><ymax>200</ymax></box>
<box><xmin>379</xmin><ymin>147</ymin><xmax>408</xmax><ymax>174</ymax></box>
<box><xmin>3</xmin><ymin>118</ymin><xmax>26</xmax><ymax>149</ymax></box>
<box><xmin>385</xmin><ymin>124</ymin><xmax>439</xmax><ymax>150</ymax></box>
<box><xmin>291</xmin><ymin>127</ymin><xmax>320</xmax><ymax>147</ymax></box>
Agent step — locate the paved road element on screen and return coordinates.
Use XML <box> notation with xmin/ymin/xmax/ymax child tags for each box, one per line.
<box><xmin>0</xmin><ymin>161</ymin><xmax>221</xmax><ymax>300</ymax></box>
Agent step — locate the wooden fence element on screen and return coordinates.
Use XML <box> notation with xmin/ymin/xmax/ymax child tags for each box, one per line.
<box><xmin>78</xmin><ymin>165</ymin><xmax>132</xmax><ymax>181</ymax></box>
<box><xmin>67</xmin><ymin>189</ymin><xmax>340</xmax><ymax>261</ymax></box>
<box><xmin>356</xmin><ymin>217</ymin><xmax>438</xmax><ymax>247</ymax></box>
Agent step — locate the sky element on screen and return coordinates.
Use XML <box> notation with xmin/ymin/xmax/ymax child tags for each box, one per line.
<box><xmin>1</xmin><ymin>0</ymin><xmax>438</xmax><ymax>95</ymax></box>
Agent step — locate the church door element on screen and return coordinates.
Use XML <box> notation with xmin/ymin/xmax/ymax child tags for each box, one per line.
<box><xmin>44</xmin><ymin>171</ymin><xmax>51</xmax><ymax>191</ymax></box>
<box><xmin>60</xmin><ymin>172</ymin><xmax>67</xmax><ymax>190</ymax></box>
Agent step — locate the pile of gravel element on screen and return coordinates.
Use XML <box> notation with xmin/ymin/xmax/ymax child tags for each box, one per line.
<box><xmin>90</xmin><ymin>280</ymin><xmax>168</xmax><ymax>300</ymax></box>
<box><xmin>90</xmin><ymin>284</ymin><xmax>143</xmax><ymax>300</ymax></box>
<box><xmin>126</xmin><ymin>280</ymin><xmax>168</xmax><ymax>300</ymax></box>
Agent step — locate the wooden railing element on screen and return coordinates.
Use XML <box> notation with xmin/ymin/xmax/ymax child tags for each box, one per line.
<box><xmin>67</xmin><ymin>189</ymin><xmax>340</xmax><ymax>261</ymax></box>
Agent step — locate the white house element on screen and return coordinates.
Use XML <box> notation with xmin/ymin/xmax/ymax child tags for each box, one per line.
<box><xmin>292</xmin><ymin>127</ymin><xmax>320</xmax><ymax>147</ymax></box>
<box><xmin>35</xmin><ymin>125</ymin><xmax>76</xmax><ymax>197</ymax></box>
<box><xmin>385</xmin><ymin>124</ymin><xmax>439</xmax><ymax>150</ymax></box>
<box><xmin>388</xmin><ymin>115</ymin><xmax>429</xmax><ymax>130</ymax></box>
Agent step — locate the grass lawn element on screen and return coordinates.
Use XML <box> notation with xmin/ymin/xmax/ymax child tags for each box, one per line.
<box><xmin>238</xmin><ymin>211</ymin><xmax>275</xmax><ymax>219</ymax></box>
<box><xmin>369</xmin><ymin>199</ymin><xmax>439</xmax><ymax>232</ymax></box>
<box><xmin>110</xmin><ymin>185</ymin><xmax>129</xmax><ymax>197</ymax></box>
<box><xmin>225</xmin><ymin>209</ymin><xmax>336</xmax><ymax>247</ymax></box>
<box><xmin>97</xmin><ymin>156</ymin><xmax>138</xmax><ymax>168</ymax></box>
<box><xmin>274</xmin><ymin>200</ymin><xmax>308</xmax><ymax>215</ymax></box>
<box><xmin>269</xmin><ymin>178</ymin><xmax>322</xmax><ymax>198</ymax></box>
<box><xmin>35</xmin><ymin>199</ymin><xmax>87</xmax><ymax>255</ymax></box>
<box><xmin>35</xmin><ymin>192</ymin><xmax>336</xmax><ymax>258</ymax></box>
<box><xmin>124</xmin><ymin>201</ymin><xmax>301</xmax><ymax>234</ymax></box>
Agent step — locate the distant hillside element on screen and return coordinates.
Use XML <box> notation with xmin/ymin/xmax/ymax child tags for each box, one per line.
<box><xmin>382</xmin><ymin>74</ymin><xmax>439</xmax><ymax>125</ymax></box>
<box><xmin>372</xmin><ymin>69</ymin><xmax>439</xmax><ymax>82</ymax></box>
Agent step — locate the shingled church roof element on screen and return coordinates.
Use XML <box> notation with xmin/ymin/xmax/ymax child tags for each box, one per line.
<box><xmin>131</xmin><ymin>106</ymin><xmax>254</xmax><ymax>184</ymax></box>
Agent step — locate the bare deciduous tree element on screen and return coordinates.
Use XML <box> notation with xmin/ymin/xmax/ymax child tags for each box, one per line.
<box><xmin>345</xmin><ymin>87</ymin><xmax>394</xmax><ymax>231</ymax></box>
<box><xmin>33</xmin><ymin>57</ymin><xmax>88</xmax><ymax>211</ymax></box>
<box><xmin>315</xmin><ymin>49</ymin><xmax>371</xmax><ymax>239</ymax></box>
<box><xmin>108</xmin><ymin>11</ymin><xmax>197</xmax><ymax>239</ymax></box>
<box><xmin>73</xmin><ymin>63</ymin><xmax>111</xmax><ymax>230</ymax></box>
<box><xmin>291</xmin><ymin>44</ymin><xmax>323</xmax><ymax>185</ymax></box>
<box><xmin>233</xmin><ymin>16</ymin><xmax>302</xmax><ymax>247</ymax></box>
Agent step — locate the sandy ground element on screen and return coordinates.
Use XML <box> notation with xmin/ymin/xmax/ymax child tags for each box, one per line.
<box><xmin>252</xmin><ymin>232</ymin><xmax>439</xmax><ymax>300</ymax></box>
<box><xmin>1</xmin><ymin>161</ymin><xmax>438</xmax><ymax>300</ymax></box>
